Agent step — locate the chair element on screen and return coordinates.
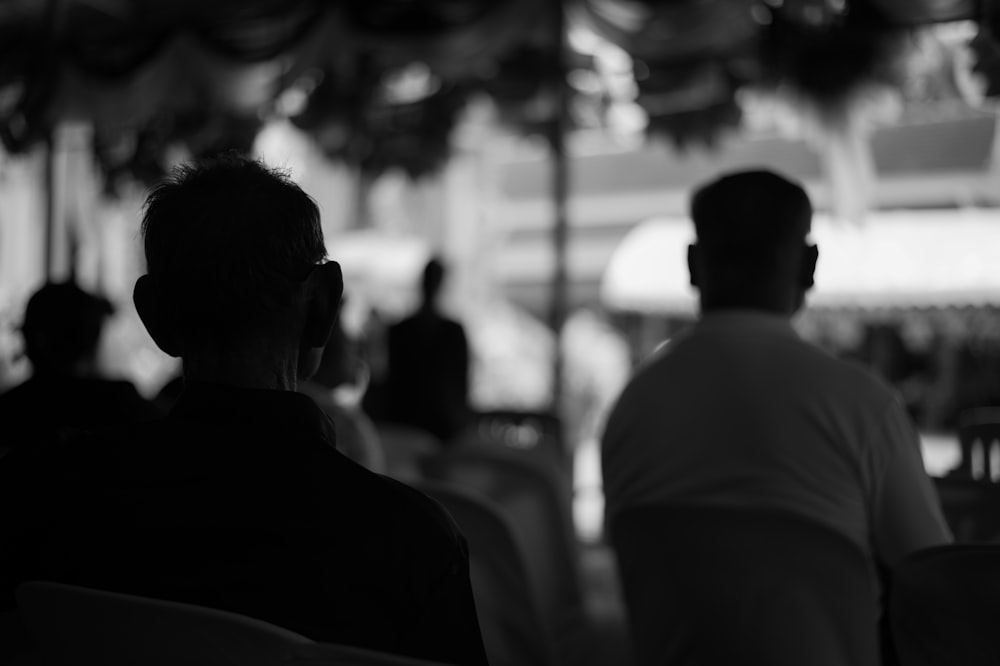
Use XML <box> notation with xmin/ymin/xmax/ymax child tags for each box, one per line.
<box><xmin>457</xmin><ymin>410</ymin><xmax>567</xmax><ymax>469</ymax></box>
<box><xmin>414</xmin><ymin>481</ymin><xmax>555</xmax><ymax>666</ymax></box>
<box><xmin>932</xmin><ymin>476</ymin><xmax>1000</xmax><ymax>542</ymax></box>
<box><xmin>372</xmin><ymin>423</ymin><xmax>441</xmax><ymax>482</ymax></box>
<box><xmin>889</xmin><ymin>543</ymin><xmax>1000</xmax><ymax>666</ymax></box>
<box><xmin>609</xmin><ymin>505</ymin><xmax>881</xmax><ymax>666</ymax></box>
<box><xmin>16</xmin><ymin>580</ymin><xmax>453</xmax><ymax>666</ymax></box>
<box><xmin>956</xmin><ymin>407</ymin><xmax>1000</xmax><ymax>481</ymax></box>
<box><xmin>419</xmin><ymin>450</ymin><xmax>590</xmax><ymax>665</ymax></box>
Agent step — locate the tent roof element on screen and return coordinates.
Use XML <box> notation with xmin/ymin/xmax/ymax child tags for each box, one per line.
<box><xmin>0</xmin><ymin>1</ymin><xmax>985</xmax><ymax>168</ymax></box>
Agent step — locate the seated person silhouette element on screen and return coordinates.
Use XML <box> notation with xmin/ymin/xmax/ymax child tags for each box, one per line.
<box><xmin>601</xmin><ymin>170</ymin><xmax>952</xmax><ymax>663</ymax></box>
<box><xmin>385</xmin><ymin>257</ymin><xmax>471</xmax><ymax>443</ymax></box>
<box><xmin>0</xmin><ymin>281</ymin><xmax>161</xmax><ymax>453</ymax></box>
<box><xmin>0</xmin><ymin>155</ymin><xmax>488</xmax><ymax>665</ymax></box>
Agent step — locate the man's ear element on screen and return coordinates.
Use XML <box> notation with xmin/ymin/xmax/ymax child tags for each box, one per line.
<box><xmin>687</xmin><ymin>243</ymin><xmax>701</xmax><ymax>288</ymax></box>
<box><xmin>133</xmin><ymin>274</ymin><xmax>182</xmax><ymax>358</ymax></box>
<box><xmin>303</xmin><ymin>261</ymin><xmax>344</xmax><ymax>348</ymax></box>
<box><xmin>799</xmin><ymin>243</ymin><xmax>818</xmax><ymax>289</ymax></box>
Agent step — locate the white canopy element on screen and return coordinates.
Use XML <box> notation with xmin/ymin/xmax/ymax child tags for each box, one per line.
<box><xmin>600</xmin><ymin>208</ymin><xmax>1000</xmax><ymax>314</ymax></box>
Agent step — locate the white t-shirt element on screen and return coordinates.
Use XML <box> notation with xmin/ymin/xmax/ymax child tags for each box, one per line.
<box><xmin>601</xmin><ymin>310</ymin><xmax>952</xmax><ymax>566</ymax></box>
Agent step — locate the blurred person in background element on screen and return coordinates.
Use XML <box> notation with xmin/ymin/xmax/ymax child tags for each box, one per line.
<box><xmin>384</xmin><ymin>256</ymin><xmax>471</xmax><ymax>443</ymax></box>
<box><xmin>0</xmin><ymin>281</ymin><xmax>161</xmax><ymax>455</ymax></box>
<box><xmin>602</xmin><ymin>169</ymin><xmax>951</xmax><ymax>665</ymax></box>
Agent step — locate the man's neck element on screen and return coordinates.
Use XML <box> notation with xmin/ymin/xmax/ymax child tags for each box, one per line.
<box><xmin>181</xmin><ymin>346</ymin><xmax>299</xmax><ymax>392</ymax></box>
<box><xmin>698</xmin><ymin>290</ymin><xmax>802</xmax><ymax>316</ymax></box>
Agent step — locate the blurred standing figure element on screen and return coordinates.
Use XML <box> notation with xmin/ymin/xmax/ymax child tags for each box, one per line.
<box><xmin>601</xmin><ymin>170</ymin><xmax>952</xmax><ymax>663</ymax></box>
<box><xmin>385</xmin><ymin>257</ymin><xmax>471</xmax><ymax>442</ymax></box>
<box><xmin>0</xmin><ymin>281</ymin><xmax>160</xmax><ymax>454</ymax></box>
<box><xmin>0</xmin><ymin>155</ymin><xmax>487</xmax><ymax>666</ymax></box>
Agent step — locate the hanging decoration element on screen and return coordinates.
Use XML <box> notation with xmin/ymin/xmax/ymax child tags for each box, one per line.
<box><xmin>638</xmin><ymin>60</ymin><xmax>743</xmax><ymax>149</ymax></box>
<box><xmin>337</xmin><ymin>0</ymin><xmax>547</xmax><ymax>80</ymax></box>
<box><xmin>482</xmin><ymin>46</ymin><xmax>564</xmax><ymax>138</ymax></box>
<box><xmin>756</xmin><ymin>0</ymin><xmax>912</xmax><ymax>122</ymax></box>
<box><xmin>292</xmin><ymin>59</ymin><xmax>470</xmax><ymax>180</ymax></box>
<box><xmin>0</xmin><ymin>0</ymin><xmax>988</xmax><ymax>192</ymax></box>
<box><xmin>579</xmin><ymin>0</ymin><xmax>758</xmax><ymax>147</ymax></box>
<box><xmin>578</xmin><ymin>0</ymin><xmax>922</xmax><ymax>142</ymax></box>
<box><xmin>92</xmin><ymin>110</ymin><xmax>263</xmax><ymax>196</ymax></box>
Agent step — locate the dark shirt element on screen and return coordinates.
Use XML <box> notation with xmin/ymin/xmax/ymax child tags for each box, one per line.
<box><xmin>386</xmin><ymin>311</ymin><xmax>471</xmax><ymax>442</ymax></box>
<box><xmin>0</xmin><ymin>382</ymin><xmax>488</xmax><ymax>666</ymax></box>
<box><xmin>0</xmin><ymin>374</ymin><xmax>162</xmax><ymax>451</ymax></box>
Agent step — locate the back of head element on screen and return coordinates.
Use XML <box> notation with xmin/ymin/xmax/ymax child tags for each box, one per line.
<box><xmin>140</xmin><ymin>153</ymin><xmax>325</xmax><ymax>351</ymax></box>
<box><xmin>421</xmin><ymin>257</ymin><xmax>447</xmax><ymax>305</ymax></box>
<box><xmin>22</xmin><ymin>281</ymin><xmax>113</xmax><ymax>375</ymax></box>
<box><xmin>690</xmin><ymin>169</ymin><xmax>813</xmax><ymax>312</ymax></box>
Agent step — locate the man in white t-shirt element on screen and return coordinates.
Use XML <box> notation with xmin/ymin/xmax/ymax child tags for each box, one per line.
<box><xmin>602</xmin><ymin>169</ymin><xmax>951</xmax><ymax>569</ymax></box>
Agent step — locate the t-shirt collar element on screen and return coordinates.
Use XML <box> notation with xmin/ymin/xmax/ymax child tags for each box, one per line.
<box><xmin>694</xmin><ymin>309</ymin><xmax>799</xmax><ymax>338</ymax></box>
<box><xmin>170</xmin><ymin>381</ymin><xmax>337</xmax><ymax>446</ymax></box>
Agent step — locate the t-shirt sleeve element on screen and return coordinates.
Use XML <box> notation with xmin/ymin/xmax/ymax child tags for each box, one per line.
<box><xmin>869</xmin><ymin>398</ymin><xmax>953</xmax><ymax>567</ymax></box>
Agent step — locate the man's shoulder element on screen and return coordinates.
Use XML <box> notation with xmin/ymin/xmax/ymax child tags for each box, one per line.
<box><xmin>350</xmin><ymin>467</ymin><xmax>468</xmax><ymax>552</ymax></box>
<box><xmin>796</xmin><ymin>341</ymin><xmax>897</xmax><ymax>397</ymax></box>
<box><xmin>0</xmin><ymin>378</ymin><xmax>42</xmax><ymax>413</ymax></box>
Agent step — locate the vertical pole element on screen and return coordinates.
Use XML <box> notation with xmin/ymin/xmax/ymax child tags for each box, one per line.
<box><xmin>353</xmin><ymin>166</ymin><xmax>373</xmax><ymax>229</ymax></box>
<box><xmin>44</xmin><ymin>131</ymin><xmax>56</xmax><ymax>280</ymax></box>
<box><xmin>548</xmin><ymin>0</ymin><xmax>570</xmax><ymax>421</ymax></box>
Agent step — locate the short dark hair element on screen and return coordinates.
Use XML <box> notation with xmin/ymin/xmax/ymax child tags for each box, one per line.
<box><xmin>691</xmin><ymin>169</ymin><xmax>812</xmax><ymax>263</ymax></box>
<box><xmin>421</xmin><ymin>257</ymin><xmax>446</xmax><ymax>300</ymax></box>
<box><xmin>22</xmin><ymin>281</ymin><xmax>113</xmax><ymax>372</ymax></box>
<box><xmin>140</xmin><ymin>154</ymin><xmax>326</xmax><ymax>342</ymax></box>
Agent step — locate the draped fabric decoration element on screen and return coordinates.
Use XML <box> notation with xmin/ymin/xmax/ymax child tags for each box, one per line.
<box><xmin>92</xmin><ymin>110</ymin><xmax>264</xmax><ymax>196</ymax></box>
<box><xmin>0</xmin><ymin>0</ymin><xmax>986</xmax><ymax>192</ymax></box>
<box><xmin>757</xmin><ymin>0</ymin><xmax>912</xmax><ymax>123</ymax></box>
<box><xmin>579</xmin><ymin>0</ymin><xmax>758</xmax><ymax>148</ymax></box>
<box><xmin>0</xmin><ymin>0</ymin><xmax>556</xmax><ymax>188</ymax></box>
<box><xmin>484</xmin><ymin>46</ymin><xmax>563</xmax><ymax>137</ymax></box>
<box><xmin>0</xmin><ymin>0</ymin><xmax>346</xmax><ymax>190</ymax></box>
<box><xmin>291</xmin><ymin>64</ymin><xmax>472</xmax><ymax>180</ymax></box>
<box><xmin>579</xmin><ymin>0</ymin><xmax>921</xmax><ymax>147</ymax></box>
<box><xmin>289</xmin><ymin>0</ymin><xmax>559</xmax><ymax>179</ymax></box>
<box><xmin>639</xmin><ymin>61</ymin><xmax>744</xmax><ymax>149</ymax></box>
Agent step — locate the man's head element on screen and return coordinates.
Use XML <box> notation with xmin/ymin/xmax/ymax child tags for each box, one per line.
<box><xmin>133</xmin><ymin>154</ymin><xmax>343</xmax><ymax>388</ymax></box>
<box><xmin>687</xmin><ymin>169</ymin><xmax>818</xmax><ymax>315</ymax></box>
<box><xmin>22</xmin><ymin>281</ymin><xmax>113</xmax><ymax>376</ymax></box>
<box><xmin>420</xmin><ymin>257</ymin><xmax>447</xmax><ymax>306</ymax></box>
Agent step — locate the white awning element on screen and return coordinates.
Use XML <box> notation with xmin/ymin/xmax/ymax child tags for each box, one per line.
<box><xmin>600</xmin><ymin>208</ymin><xmax>1000</xmax><ymax>314</ymax></box>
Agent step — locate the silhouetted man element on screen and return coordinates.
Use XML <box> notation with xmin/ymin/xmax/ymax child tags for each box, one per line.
<box><xmin>0</xmin><ymin>156</ymin><xmax>488</xmax><ymax>665</ymax></box>
<box><xmin>385</xmin><ymin>257</ymin><xmax>471</xmax><ymax>442</ymax></box>
<box><xmin>0</xmin><ymin>281</ymin><xmax>161</xmax><ymax>454</ymax></box>
<box><xmin>601</xmin><ymin>170</ymin><xmax>951</xmax><ymax>661</ymax></box>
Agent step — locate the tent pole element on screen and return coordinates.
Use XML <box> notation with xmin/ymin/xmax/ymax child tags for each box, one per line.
<box><xmin>547</xmin><ymin>0</ymin><xmax>569</xmax><ymax>426</ymax></box>
<box><xmin>44</xmin><ymin>131</ymin><xmax>56</xmax><ymax>281</ymax></box>
<box><xmin>353</xmin><ymin>166</ymin><xmax>373</xmax><ymax>230</ymax></box>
